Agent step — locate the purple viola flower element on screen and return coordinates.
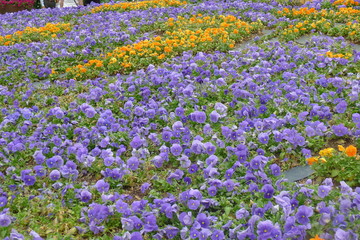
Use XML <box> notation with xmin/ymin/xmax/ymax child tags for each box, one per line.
<box><xmin>210</xmin><ymin>111</ymin><xmax>220</xmax><ymax>123</ymax></box>
<box><xmin>335</xmin><ymin>100</ymin><xmax>347</xmax><ymax>113</ymax></box>
<box><xmin>191</xmin><ymin>140</ymin><xmax>204</xmax><ymax>154</ymax></box>
<box><xmin>318</xmin><ymin>185</ymin><xmax>331</xmax><ymax>198</ymax></box>
<box><xmin>95</xmin><ymin>179</ymin><xmax>110</xmax><ymax>193</ymax></box>
<box><xmin>211</xmin><ymin>230</ymin><xmax>224</xmax><ymax>240</ymax></box>
<box><xmin>130</xmin><ymin>136</ymin><xmax>143</xmax><ymax>149</ymax></box>
<box><xmin>34</xmin><ymin>165</ymin><xmax>46</xmax><ymax>177</ymax></box>
<box><xmin>225</xmin><ymin>168</ymin><xmax>235</xmax><ymax>179</ymax></box>
<box><xmin>20</xmin><ymin>172</ymin><xmax>35</xmax><ymax>185</ymax></box>
<box><xmin>175</xmin><ymin>107</ymin><xmax>184</xmax><ymax>117</ymax></box>
<box><xmin>0</xmin><ymin>196</ymin><xmax>7</xmax><ymax>207</ymax></box>
<box><xmin>332</xmin><ymin>124</ymin><xmax>348</xmax><ymax>137</ymax></box>
<box><xmin>104</xmin><ymin>157</ymin><xmax>114</xmax><ymax>167</ymax></box>
<box><xmin>196</xmin><ymin>213</ymin><xmax>210</xmax><ymax>228</ymax></box>
<box><xmin>319</xmin><ymin>213</ymin><xmax>331</xmax><ymax>225</ymax></box>
<box><xmin>250</xmin><ymin>155</ymin><xmax>267</xmax><ymax>170</ymax></box>
<box><xmin>179</xmin><ymin>212</ymin><xmax>193</xmax><ymax>226</ymax></box>
<box><xmin>199</xmin><ymin>229</ymin><xmax>212</xmax><ymax>240</ymax></box>
<box><xmin>257</xmin><ymin>220</ymin><xmax>275</xmax><ymax>239</ymax></box>
<box><xmin>335</xmin><ymin>229</ymin><xmax>350</xmax><ymax>240</ymax></box>
<box><xmin>188</xmin><ymin>164</ymin><xmax>198</xmax><ymax>174</ymax></box>
<box><xmin>49</xmin><ymin>170</ymin><xmax>61</xmax><ymax>181</ymax></box>
<box><xmin>295</xmin><ymin>205</ymin><xmax>313</xmax><ymax>225</ymax></box>
<box><xmin>8</xmin><ymin>229</ymin><xmax>24</xmax><ymax>239</ymax></box>
<box><xmin>184</xmin><ymin>177</ymin><xmax>192</xmax><ymax>185</ymax></box>
<box><xmin>79</xmin><ymin>189</ymin><xmax>92</xmax><ymax>203</ymax></box>
<box><xmin>167</xmin><ymin>169</ymin><xmax>184</xmax><ymax>184</ymax></box>
<box><xmin>0</xmin><ymin>214</ymin><xmax>11</xmax><ymax>227</ymax></box>
<box><xmin>84</xmin><ymin>106</ymin><xmax>96</xmax><ymax>118</ymax></box>
<box><xmin>116</xmin><ymin>200</ymin><xmax>129</xmax><ymax>214</ymax></box>
<box><xmin>190</xmin><ymin>229</ymin><xmax>199</xmax><ymax>239</ymax></box>
<box><xmin>141</xmin><ymin>183</ymin><xmax>151</xmax><ymax>193</ymax></box>
<box><xmin>258</xmin><ymin>132</ymin><xmax>269</xmax><ymax>144</ymax></box>
<box><xmin>223</xmin><ymin>179</ymin><xmax>235</xmax><ymax>192</ymax></box>
<box><xmin>130</xmin><ymin>232</ymin><xmax>143</xmax><ymax>240</ymax></box>
<box><xmin>323</xmin><ymin>178</ymin><xmax>334</xmax><ymax>187</ymax></box>
<box><xmin>29</xmin><ymin>230</ymin><xmax>43</xmax><ymax>240</ymax></box>
<box><xmin>99</xmin><ymin>137</ymin><xmax>110</xmax><ymax>148</ymax></box>
<box><xmin>270</xmin><ymin>164</ymin><xmax>281</xmax><ymax>176</ymax></box>
<box><xmin>21</xmin><ymin>108</ymin><xmax>33</xmax><ymax>119</ymax></box>
<box><xmin>46</xmin><ymin>155</ymin><xmax>64</xmax><ymax>168</ymax></box>
<box><xmin>261</xmin><ymin>184</ymin><xmax>275</xmax><ymax>199</ymax></box>
<box><xmin>236</xmin><ymin>208</ymin><xmax>249</xmax><ymax>219</ymax></box>
<box><xmin>188</xmin><ymin>199</ymin><xmax>200</xmax><ymax>210</ymax></box>
<box><xmin>165</xmin><ymin>226</ymin><xmax>179</xmax><ymax>239</ymax></box>
<box><xmin>33</xmin><ymin>151</ymin><xmax>46</xmax><ymax>164</ymax></box>
<box><xmin>143</xmin><ymin>214</ymin><xmax>158</xmax><ymax>232</ymax></box>
<box><xmin>162</xmin><ymin>131</ymin><xmax>172</xmax><ymax>142</ymax></box>
<box><xmin>352</xmin><ymin>113</ymin><xmax>360</xmax><ymax>123</ymax></box>
<box><xmin>305</xmin><ymin>126</ymin><xmax>316</xmax><ymax>137</ymax></box>
<box><xmin>192</xmin><ymin>111</ymin><xmax>206</xmax><ymax>123</ymax></box>
<box><xmin>340</xmin><ymin>199</ymin><xmax>351</xmax><ymax>214</ymax></box>
<box><xmin>204</xmin><ymin>142</ymin><xmax>216</xmax><ymax>155</ymax></box>
<box><xmin>130</xmin><ymin>216</ymin><xmax>143</xmax><ymax>229</ymax></box>
<box><xmin>170</xmin><ymin>144</ymin><xmax>182</xmax><ymax>156</ymax></box>
<box><xmin>208</xmin><ymin>186</ymin><xmax>217</xmax><ymax>196</ymax></box>
<box><xmin>333</xmin><ymin>214</ymin><xmax>346</xmax><ymax>227</ymax></box>
<box><xmin>127</xmin><ymin>157</ymin><xmax>140</xmax><ymax>171</ymax></box>
<box><xmin>152</xmin><ymin>155</ymin><xmax>164</xmax><ymax>168</ymax></box>
<box><xmin>120</xmin><ymin>217</ymin><xmax>134</xmax><ymax>231</ymax></box>
<box><xmin>134</xmin><ymin>106</ymin><xmax>144</xmax><ymax>116</ymax></box>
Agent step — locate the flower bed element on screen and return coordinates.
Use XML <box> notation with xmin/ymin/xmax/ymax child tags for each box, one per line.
<box><xmin>0</xmin><ymin>0</ymin><xmax>34</xmax><ymax>11</ymax></box>
<box><xmin>1</xmin><ymin>0</ymin><xmax>360</xmax><ymax>239</ymax></box>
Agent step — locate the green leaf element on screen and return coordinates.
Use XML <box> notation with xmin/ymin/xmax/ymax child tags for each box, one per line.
<box><xmin>331</xmin><ymin>169</ymin><xmax>339</xmax><ymax>177</ymax></box>
<box><xmin>224</xmin><ymin>207</ymin><xmax>232</xmax><ymax>216</ymax></box>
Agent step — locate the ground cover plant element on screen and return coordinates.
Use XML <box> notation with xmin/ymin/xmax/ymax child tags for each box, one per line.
<box><xmin>1</xmin><ymin>0</ymin><xmax>360</xmax><ymax>239</ymax></box>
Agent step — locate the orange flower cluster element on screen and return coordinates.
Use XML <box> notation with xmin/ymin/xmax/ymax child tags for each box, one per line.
<box><xmin>338</xmin><ymin>145</ymin><xmax>357</xmax><ymax>156</ymax></box>
<box><xmin>0</xmin><ymin>23</ymin><xmax>72</xmax><ymax>46</ymax></box>
<box><xmin>65</xmin><ymin>14</ymin><xmax>262</xmax><ymax>79</ymax></box>
<box><xmin>66</xmin><ymin>59</ymin><xmax>104</xmax><ymax>75</ymax></box>
<box><xmin>277</xmin><ymin>6</ymin><xmax>360</xmax><ymax>22</ymax></box>
<box><xmin>307</xmin><ymin>145</ymin><xmax>358</xmax><ymax>165</ymax></box>
<box><xmin>90</xmin><ymin>0</ymin><xmax>186</xmax><ymax>14</ymax></box>
<box><xmin>323</xmin><ymin>51</ymin><xmax>352</xmax><ymax>59</ymax></box>
<box><xmin>333</xmin><ymin>0</ymin><xmax>359</xmax><ymax>6</ymax></box>
<box><xmin>337</xmin><ymin>7</ymin><xmax>360</xmax><ymax>15</ymax></box>
<box><xmin>336</xmin><ymin>21</ymin><xmax>360</xmax><ymax>41</ymax></box>
<box><xmin>310</xmin><ymin>235</ymin><xmax>325</xmax><ymax>240</ymax></box>
<box><xmin>281</xmin><ymin>18</ymin><xmax>331</xmax><ymax>40</ymax></box>
<box><xmin>278</xmin><ymin>7</ymin><xmax>317</xmax><ymax>17</ymax></box>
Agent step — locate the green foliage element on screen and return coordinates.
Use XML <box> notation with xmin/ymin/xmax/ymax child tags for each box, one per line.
<box><xmin>310</xmin><ymin>146</ymin><xmax>360</xmax><ymax>187</ymax></box>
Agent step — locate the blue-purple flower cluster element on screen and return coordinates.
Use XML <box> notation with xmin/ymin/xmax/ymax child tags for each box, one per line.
<box><xmin>1</xmin><ymin>0</ymin><xmax>360</xmax><ymax>239</ymax></box>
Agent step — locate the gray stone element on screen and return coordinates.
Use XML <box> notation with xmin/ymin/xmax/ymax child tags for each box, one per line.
<box><xmin>283</xmin><ymin>165</ymin><xmax>314</xmax><ymax>182</ymax></box>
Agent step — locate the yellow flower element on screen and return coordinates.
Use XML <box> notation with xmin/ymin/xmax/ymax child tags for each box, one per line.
<box><xmin>319</xmin><ymin>148</ymin><xmax>334</xmax><ymax>157</ymax></box>
<box><xmin>338</xmin><ymin>145</ymin><xmax>345</xmax><ymax>152</ymax></box>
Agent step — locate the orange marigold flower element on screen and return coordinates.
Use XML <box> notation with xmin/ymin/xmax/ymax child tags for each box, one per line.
<box><xmin>158</xmin><ymin>54</ymin><xmax>165</xmax><ymax>60</ymax></box>
<box><xmin>307</xmin><ymin>157</ymin><xmax>319</xmax><ymax>165</ymax></box>
<box><xmin>310</xmin><ymin>235</ymin><xmax>325</xmax><ymax>240</ymax></box>
<box><xmin>345</xmin><ymin>145</ymin><xmax>357</xmax><ymax>157</ymax></box>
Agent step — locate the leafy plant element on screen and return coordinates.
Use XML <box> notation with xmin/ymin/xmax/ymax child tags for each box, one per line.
<box><xmin>308</xmin><ymin>145</ymin><xmax>360</xmax><ymax>187</ymax></box>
